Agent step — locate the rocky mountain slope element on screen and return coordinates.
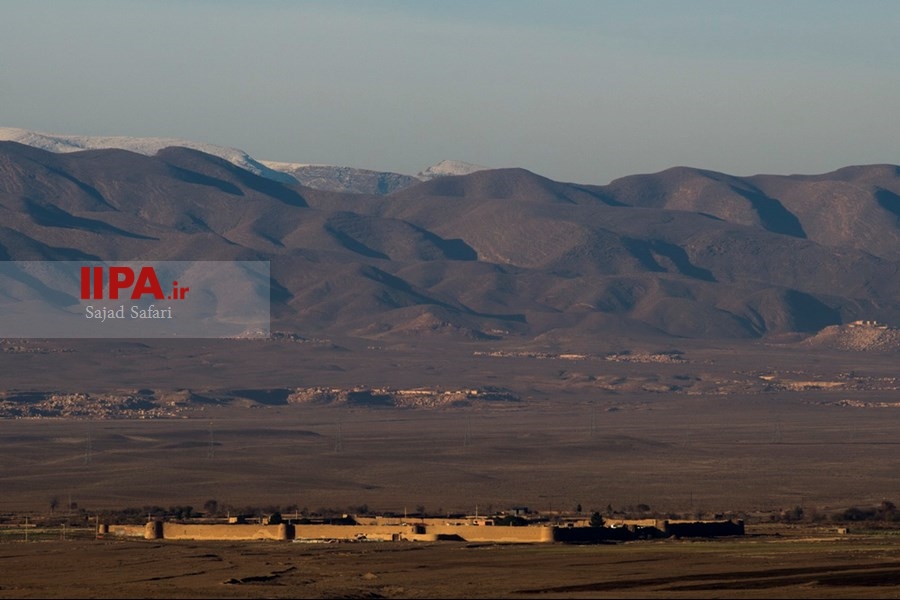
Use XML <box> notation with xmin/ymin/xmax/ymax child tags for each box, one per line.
<box><xmin>2</xmin><ymin>139</ymin><xmax>900</xmax><ymax>341</ymax></box>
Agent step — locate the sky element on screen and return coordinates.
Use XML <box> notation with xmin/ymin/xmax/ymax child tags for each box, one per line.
<box><xmin>2</xmin><ymin>0</ymin><xmax>899</xmax><ymax>184</ymax></box>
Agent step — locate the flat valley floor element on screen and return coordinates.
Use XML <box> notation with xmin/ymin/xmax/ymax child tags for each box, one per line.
<box><xmin>3</xmin><ymin>337</ymin><xmax>900</xmax><ymax>596</ymax></box>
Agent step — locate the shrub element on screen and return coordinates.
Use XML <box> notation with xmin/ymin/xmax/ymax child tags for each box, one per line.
<box><xmin>836</xmin><ymin>506</ymin><xmax>876</xmax><ymax>522</ymax></box>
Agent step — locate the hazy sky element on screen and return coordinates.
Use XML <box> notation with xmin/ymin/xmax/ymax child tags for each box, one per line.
<box><xmin>2</xmin><ymin>0</ymin><xmax>899</xmax><ymax>184</ymax></box>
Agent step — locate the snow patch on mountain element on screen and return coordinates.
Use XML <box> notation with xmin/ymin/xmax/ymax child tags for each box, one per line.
<box><xmin>1</xmin><ymin>127</ymin><xmax>491</xmax><ymax>194</ymax></box>
<box><xmin>0</xmin><ymin>127</ymin><xmax>297</xmax><ymax>184</ymax></box>
<box><xmin>260</xmin><ymin>160</ymin><xmax>419</xmax><ymax>195</ymax></box>
<box><xmin>260</xmin><ymin>158</ymin><xmax>490</xmax><ymax>194</ymax></box>
<box><xmin>418</xmin><ymin>159</ymin><xmax>488</xmax><ymax>180</ymax></box>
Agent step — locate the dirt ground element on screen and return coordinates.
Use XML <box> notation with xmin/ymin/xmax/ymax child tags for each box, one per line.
<box><xmin>4</xmin><ymin>529</ymin><xmax>900</xmax><ymax>599</ymax></box>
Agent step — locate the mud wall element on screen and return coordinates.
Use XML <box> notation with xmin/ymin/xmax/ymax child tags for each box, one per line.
<box><xmin>293</xmin><ymin>524</ymin><xmax>420</xmax><ymax>541</ymax></box>
<box><xmin>105</xmin><ymin>524</ymin><xmax>145</xmax><ymax>538</ymax></box>
<box><xmin>664</xmin><ymin>519</ymin><xmax>745</xmax><ymax>537</ymax></box>
<box><xmin>101</xmin><ymin>519</ymin><xmax>744</xmax><ymax>543</ymax></box>
<box><xmin>425</xmin><ymin>525</ymin><xmax>554</xmax><ymax>543</ymax></box>
<box><xmin>161</xmin><ymin>523</ymin><xmax>289</xmax><ymax>540</ymax></box>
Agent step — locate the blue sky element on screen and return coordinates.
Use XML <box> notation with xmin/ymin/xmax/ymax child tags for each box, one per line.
<box><xmin>2</xmin><ymin>1</ymin><xmax>899</xmax><ymax>184</ymax></box>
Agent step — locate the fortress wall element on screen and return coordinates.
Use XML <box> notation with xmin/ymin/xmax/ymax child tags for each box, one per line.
<box><xmin>666</xmin><ymin>519</ymin><xmax>744</xmax><ymax>537</ymax></box>
<box><xmin>295</xmin><ymin>523</ymin><xmax>552</xmax><ymax>543</ymax></box>
<box><xmin>553</xmin><ymin>526</ymin><xmax>637</xmax><ymax>543</ymax></box>
<box><xmin>425</xmin><ymin>525</ymin><xmax>553</xmax><ymax>543</ymax></box>
<box><xmin>293</xmin><ymin>524</ymin><xmax>419</xmax><ymax>541</ymax></box>
<box><xmin>605</xmin><ymin>518</ymin><xmax>660</xmax><ymax>528</ymax></box>
<box><xmin>354</xmin><ymin>517</ymin><xmax>478</xmax><ymax>526</ymax></box>
<box><xmin>161</xmin><ymin>523</ymin><xmax>287</xmax><ymax>540</ymax></box>
<box><xmin>105</xmin><ymin>524</ymin><xmax>145</xmax><ymax>538</ymax></box>
<box><xmin>354</xmin><ymin>517</ymin><xmax>448</xmax><ymax>526</ymax></box>
<box><xmin>102</xmin><ymin>519</ymin><xmax>744</xmax><ymax>543</ymax></box>
<box><xmin>146</xmin><ymin>520</ymin><xmax>163</xmax><ymax>539</ymax></box>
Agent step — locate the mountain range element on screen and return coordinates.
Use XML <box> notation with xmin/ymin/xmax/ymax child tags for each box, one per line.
<box><xmin>0</xmin><ymin>128</ymin><xmax>485</xmax><ymax>195</ymax></box>
<box><xmin>2</xmin><ymin>128</ymin><xmax>900</xmax><ymax>342</ymax></box>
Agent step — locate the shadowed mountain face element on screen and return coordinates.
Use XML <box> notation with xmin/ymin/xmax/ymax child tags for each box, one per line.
<box><xmin>3</xmin><ymin>140</ymin><xmax>900</xmax><ymax>340</ymax></box>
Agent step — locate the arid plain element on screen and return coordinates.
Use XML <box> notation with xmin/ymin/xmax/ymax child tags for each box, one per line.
<box><xmin>3</xmin><ymin>336</ymin><xmax>900</xmax><ymax>514</ymax></box>
<box><xmin>4</xmin><ymin>335</ymin><xmax>900</xmax><ymax>597</ymax></box>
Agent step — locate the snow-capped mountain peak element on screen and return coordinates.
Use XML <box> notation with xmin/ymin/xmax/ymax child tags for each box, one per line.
<box><xmin>259</xmin><ymin>160</ymin><xmax>420</xmax><ymax>195</ymax></box>
<box><xmin>0</xmin><ymin>127</ymin><xmax>297</xmax><ymax>184</ymax></box>
<box><xmin>0</xmin><ymin>127</ymin><xmax>492</xmax><ymax>195</ymax></box>
<box><xmin>417</xmin><ymin>159</ymin><xmax>488</xmax><ymax>180</ymax></box>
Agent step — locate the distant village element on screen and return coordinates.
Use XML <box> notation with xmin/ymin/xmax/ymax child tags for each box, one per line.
<box><xmin>2</xmin><ymin>319</ymin><xmax>900</xmax><ymax>420</ymax></box>
<box><xmin>473</xmin><ymin>349</ymin><xmax>687</xmax><ymax>363</ymax></box>
<box><xmin>0</xmin><ymin>386</ymin><xmax>520</xmax><ymax>419</ymax></box>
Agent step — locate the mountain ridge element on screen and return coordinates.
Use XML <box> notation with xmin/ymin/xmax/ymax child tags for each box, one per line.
<box><xmin>2</xmin><ymin>137</ymin><xmax>900</xmax><ymax>341</ymax></box>
<box><xmin>0</xmin><ymin>127</ymin><xmax>487</xmax><ymax>196</ymax></box>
